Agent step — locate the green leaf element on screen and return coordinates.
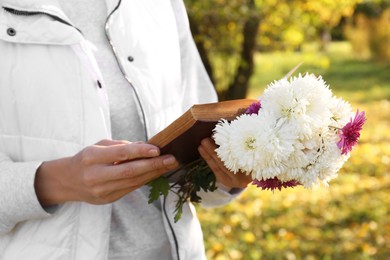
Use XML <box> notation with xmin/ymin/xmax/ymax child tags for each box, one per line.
<box><xmin>174</xmin><ymin>200</ymin><xmax>184</xmax><ymax>223</ymax></box>
<box><xmin>147</xmin><ymin>159</ymin><xmax>218</xmax><ymax>222</ymax></box>
<box><xmin>147</xmin><ymin>176</ymin><xmax>170</xmax><ymax>204</ymax></box>
<box><xmin>188</xmin><ymin>162</ymin><xmax>217</xmax><ymax>194</ymax></box>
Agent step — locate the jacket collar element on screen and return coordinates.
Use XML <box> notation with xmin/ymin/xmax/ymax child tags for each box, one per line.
<box><xmin>1</xmin><ymin>0</ymin><xmax>70</xmax><ymax>23</ymax></box>
<box><xmin>0</xmin><ymin>0</ymin><xmax>84</xmax><ymax>45</ymax></box>
<box><xmin>1</xmin><ymin>0</ymin><xmax>121</xmax><ymax>21</ymax></box>
<box><xmin>105</xmin><ymin>0</ymin><xmax>121</xmax><ymax>17</ymax></box>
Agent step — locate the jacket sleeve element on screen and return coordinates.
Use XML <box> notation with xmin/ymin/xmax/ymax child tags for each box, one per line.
<box><xmin>197</xmin><ymin>183</ymin><xmax>244</xmax><ymax>209</ymax></box>
<box><xmin>0</xmin><ymin>154</ymin><xmax>50</xmax><ymax>235</ymax></box>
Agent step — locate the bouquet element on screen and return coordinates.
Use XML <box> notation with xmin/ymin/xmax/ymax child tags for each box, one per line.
<box><xmin>148</xmin><ymin>73</ymin><xmax>366</xmax><ymax>221</ymax></box>
<box><xmin>214</xmin><ymin>73</ymin><xmax>366</xmax><ymax>190</ymax></box>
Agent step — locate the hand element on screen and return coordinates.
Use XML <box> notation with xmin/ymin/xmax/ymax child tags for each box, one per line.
<box><xmin>198</xmin><ymin>137</ymin><xmax>252</xmax><ymax>189</ymax></box>
<box><xmin>35</xmin><ymin>139</ymin><xmax>179</xmax><ymax>206</ymax></box>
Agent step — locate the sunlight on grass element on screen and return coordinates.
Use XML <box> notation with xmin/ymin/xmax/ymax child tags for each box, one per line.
<box><xmin>248</xmin><ymin>42</ymin><xmax>390</xmax><ymax>104</ymax></box>
<box><xmin>198</xmin><ymin>42</ymin><xmax>390</xmax><ymax>259</ymax></box>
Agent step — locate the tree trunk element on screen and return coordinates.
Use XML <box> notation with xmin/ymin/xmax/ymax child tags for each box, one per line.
<box><xmin>224</xmin><ymin>1</ymin><xmax>260</xmax><ymax>100</ymax></box>
<box><xmin>319</xmin><ymin>27</ymin><xmax>332</xmax><ymax>52</ymax></box>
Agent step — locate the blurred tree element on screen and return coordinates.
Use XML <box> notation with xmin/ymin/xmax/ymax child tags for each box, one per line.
<box><xmin>355</xmin><ymin>0</ymin><xmax>390</xmax><ymax>17</ymax></box>
<box><xmin>301</xmin><ymin>0</ymin><xmax>361</xmax><ymax>51</ymax></box>
<box><xmin>225</xmin><ymin>0</ymin><xmax>260</xmax><ymax>100</ymax></box>
<box><xmin>186</xmin><ymin>0</ymin><xmax>260</xmax><ymax>100</ymax></box>
<box><xmin>185</xmin><ymin>0</ymin><xmax>360</xmax><ymax>99</ymax></box>
<box><xmin>345</xmin><ymin>0</ymin><xmax>390</xmax><ymax>61</ymax></box>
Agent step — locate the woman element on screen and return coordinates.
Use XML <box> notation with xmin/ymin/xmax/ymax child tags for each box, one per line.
<box><xmin>0</xmin><ymin>0</ymin><xmax>251</xmax><ymax>259</ymax></box>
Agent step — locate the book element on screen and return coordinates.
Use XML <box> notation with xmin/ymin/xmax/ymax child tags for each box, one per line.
<box><xmin>148</xmin><ymin>99</ymin><xmax>256</xmax><ymax>165</ymax></box>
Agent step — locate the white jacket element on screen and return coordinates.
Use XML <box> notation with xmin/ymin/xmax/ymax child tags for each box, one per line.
<box><xmin>0</xmin><ymin>0</ymin><xmax>239</xmax><ymax>259</ymax></box>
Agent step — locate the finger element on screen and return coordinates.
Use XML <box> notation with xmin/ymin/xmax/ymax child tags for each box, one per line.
<box><xmin>198</xmin><ymin>140</ymin><xmax>225</xmax><ymax>173</ymax></box>
<box><xmin>198</xmin><ymin>145</ymin><xmax>232</xmax><ymax>184</ymax></box>
<box><xmin>96</xmin><ymin>167</ymin><xmax>168</xmax><ymax>197</ymax></box>
<box><xmin>200</xmin><ymin>139</ymin><xmax>253</xmax><ymax>188</ymax></box>
<box><xmin>96</xmin><ymin>139</ymin><xmax>131</xmax><ymax>146</ymax></box>
<box><xmin>200</xmin><ymin>138</ymin><xmax>232</xmax><ymax>175</ymax></box>
<box><xmin>200</xmin><ymin>137</ymin><xmax>218</xmax><ymax>150</ymax></box>
<box><xmin>82</xmin><ymin>143</ymin><xmax>161</xmax><ymax>165</ymax></box>
<box><xmin>103</xmin><ymin>154</ymin><xmax>179</xmax><ymax>182</ymax></box>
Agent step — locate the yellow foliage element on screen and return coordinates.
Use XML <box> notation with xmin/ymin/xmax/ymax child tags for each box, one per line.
<box><xmin>346</xmin><ymin>9</ymin><xmax>390</xmax><ymax>61</ymax></box>
<box><xmin>198</xmin><ymin>41</ymin><xmax>390</xmax><ymax>259</ymax></box>
<box><xmin>282</xmin><ymin>28</ymin><xmax>304</xmax><ymax>50</ymax></box>
<box><xmin>242</xmin><ymin>232</ymin><xmax>256</xmax><ymax>243</ymax></box>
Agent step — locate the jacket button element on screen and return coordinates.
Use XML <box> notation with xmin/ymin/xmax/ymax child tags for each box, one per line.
<box><xmin>97</xmin><ymin>80</ymin><xmax>103</xmax><ymax>88</ymax></box>
<box><xmin>127</xmin><ymin>56</ymin><xmax>134</xmax><ymax>62</ymax></box>
<box><xmin>7</xmin><ymin>28</ymin><xmax>16</xmax><ymax>36</ymax></box>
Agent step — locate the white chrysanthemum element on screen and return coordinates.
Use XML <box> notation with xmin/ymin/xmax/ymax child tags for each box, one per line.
<box><xmin>329</xmin><ymin>96</ymin><xmax>353</xmax><ymax>127</ymax></box>
<box><xmin>298</xmin><ymin>166</ymin><xmax>321</xmax><ymax>188</ymax></box>
<box><xmin>313</xmin><ymin>129</ymin><xmax>349</xmax><ymax>185</ymax></box>
<box><xmin>213</xmin><ymin>119</ymin><xmax>240</xmax><ymax>172</ymax></box>
<box><xmin>295</xmin><ymin>126</ymin><xmax>349</xmax><ymax>188</ymax></box>
<box><xmin>298</xmin><ymin>130</ymin><xmax>324</xmax><ymax>168</ymax></box>
<box><xmin>214</xmin><ymin>115</ymin><xmax>266</xmax><ymax>174</ymax></box>
<box><xmin>287</xmin><ymin>141</ymin><xmax>310</xmax><ymax>168</ymax></box>
<box><xmin>261</xmin><ymin>77</ymin><xmax>298</xmax><ymax>118</ymax></box>
<box><xmin>213</xmin><ymin>73</ymin><xmax>357</xmax><ymax>190</ymax></box>
<box><xmin>226</xmin><ymin>114</ymin><xmax>266</xmax><ymax>174</ymax></box>
<box><xmin>278</xmin><ymin>141</ymin><xmax>310</xmax><ymax>182</ymax></box>
<box><xmin>261</xmin><ymin>74</ymin><xmax>333</xmax><ymax>138</ymax></box>
<box><xmin>214</xmin><ymin>112</ymin><xmax>298</xmax><ymax>179</ymax></box>
<box><xmin>247</xmin><ymin>112</ymin><xmax>297</xmax><ymax>180</ymax></box>
<box><xmin>278</xmin><ymin>168</ymin><xmax>305</xmax><ymax>183</ymax></box>
<box><xmin>289</xmin><ymin>74</ymin><xmax>333</xmax><ymax>124</ymax></box>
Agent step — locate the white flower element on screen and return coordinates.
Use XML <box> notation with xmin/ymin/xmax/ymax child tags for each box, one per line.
<box><xmin>278</xmin><ymin>141</ymin><xmax>309</xmax><ymax>182</ymax></box>
<box><xmin>214</xmin><ymin>115</ymin><xmax>264</xmax><ymax>174</ymax></box>
<box><xmin>214</xmin><ymin>112</ymin><xmax>298</xmax><ymax>178</ymax></box>
<box><xmin>213</xmin><ymin>119</ymin><xmax>239</xmax><ymax>172</ymax></box>
<box><xmin>289</xmin><ymin>74</ymin><xmax>333</xmax><ymax>125</ymax></box>
<box><xmin>312</xmin><ymin>129</ymin><xmax>349</xmax><ymax>185</ymax></box>
<box><xmin>329</xmin><ymin>96</ymin><xmax>353</xmax><ymax>127</ymax></box>
<box><xmin>250</xmin><ymin>117</ymin><xmax>297</xmax><ymax>180</ymax></box>
<box><xmin>294</xmin><ymin>126</ymin><xmax>347</xmax><ymax>187</ymax></box>
<box><xmin>261</xmin><ymin>74</ymin><xmax>333</xmax><ymax>138</ymax></box>
<box><xmin>212</xmin><ymin>73</ymin><xmax>359</xmax><ymax>191</ymax></box>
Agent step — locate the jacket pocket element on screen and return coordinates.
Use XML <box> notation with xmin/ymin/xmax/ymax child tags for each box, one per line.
<box><xmin>0</xmin><ymin>5</ymin><xmax>110</xmax><ymax>162</ymax></box>
<box><xmin>0</xmin><ymin>24</ymin><xmax>88</xmax><ymax>161</ymax></box>
<box><xmin>0</xmin><ymin>39</ymin><xmax>87</xmax><ymax>160</ymax></box>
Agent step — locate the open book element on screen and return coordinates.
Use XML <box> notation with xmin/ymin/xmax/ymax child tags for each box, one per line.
<box><xmin>148</xmin><ymin>99</ymin><xmax>256</xmax><ymax>165</ymax></box>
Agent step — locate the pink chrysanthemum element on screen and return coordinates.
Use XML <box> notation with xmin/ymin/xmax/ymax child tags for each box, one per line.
<box><xmin>245</xmin><ymin>101</ymin><xmax>261</xmax><ymax>115</ymax></box>
<box><xmin>337</xmin><ymin>110</ymin><xmax>366</xmax><ymax>155</ymax></box>
<box><xmin>252</xmin><ymin>177</ymin><xmax>300</xmax><ymax>191</ymax></box>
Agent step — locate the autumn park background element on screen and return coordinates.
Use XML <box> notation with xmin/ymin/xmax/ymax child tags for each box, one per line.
<box><xmin>185</xmin><ymin>0</ymin><xmax>390</xmax><ymax>259</ymax></box>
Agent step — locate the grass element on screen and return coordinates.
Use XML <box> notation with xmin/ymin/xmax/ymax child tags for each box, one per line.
<box><xmin>248</xmin><ymin>42</ymin><xmax>390</xmax><ymax>103</ymax></box>
<box><xmin>197</xmin><ymin>42</ymin><xmax>390</xmax><ymax>260</ymax></box>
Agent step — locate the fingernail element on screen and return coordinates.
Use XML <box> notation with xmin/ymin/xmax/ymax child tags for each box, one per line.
<box><xmin>148</xmin><ymin>149</ymin><xmax>159</xmax><ymax>156</ymax></box>
<box><xmin>163</xmin><ymin>156</ymin><xmax>176</xmax><ymax>166</ymax></box>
